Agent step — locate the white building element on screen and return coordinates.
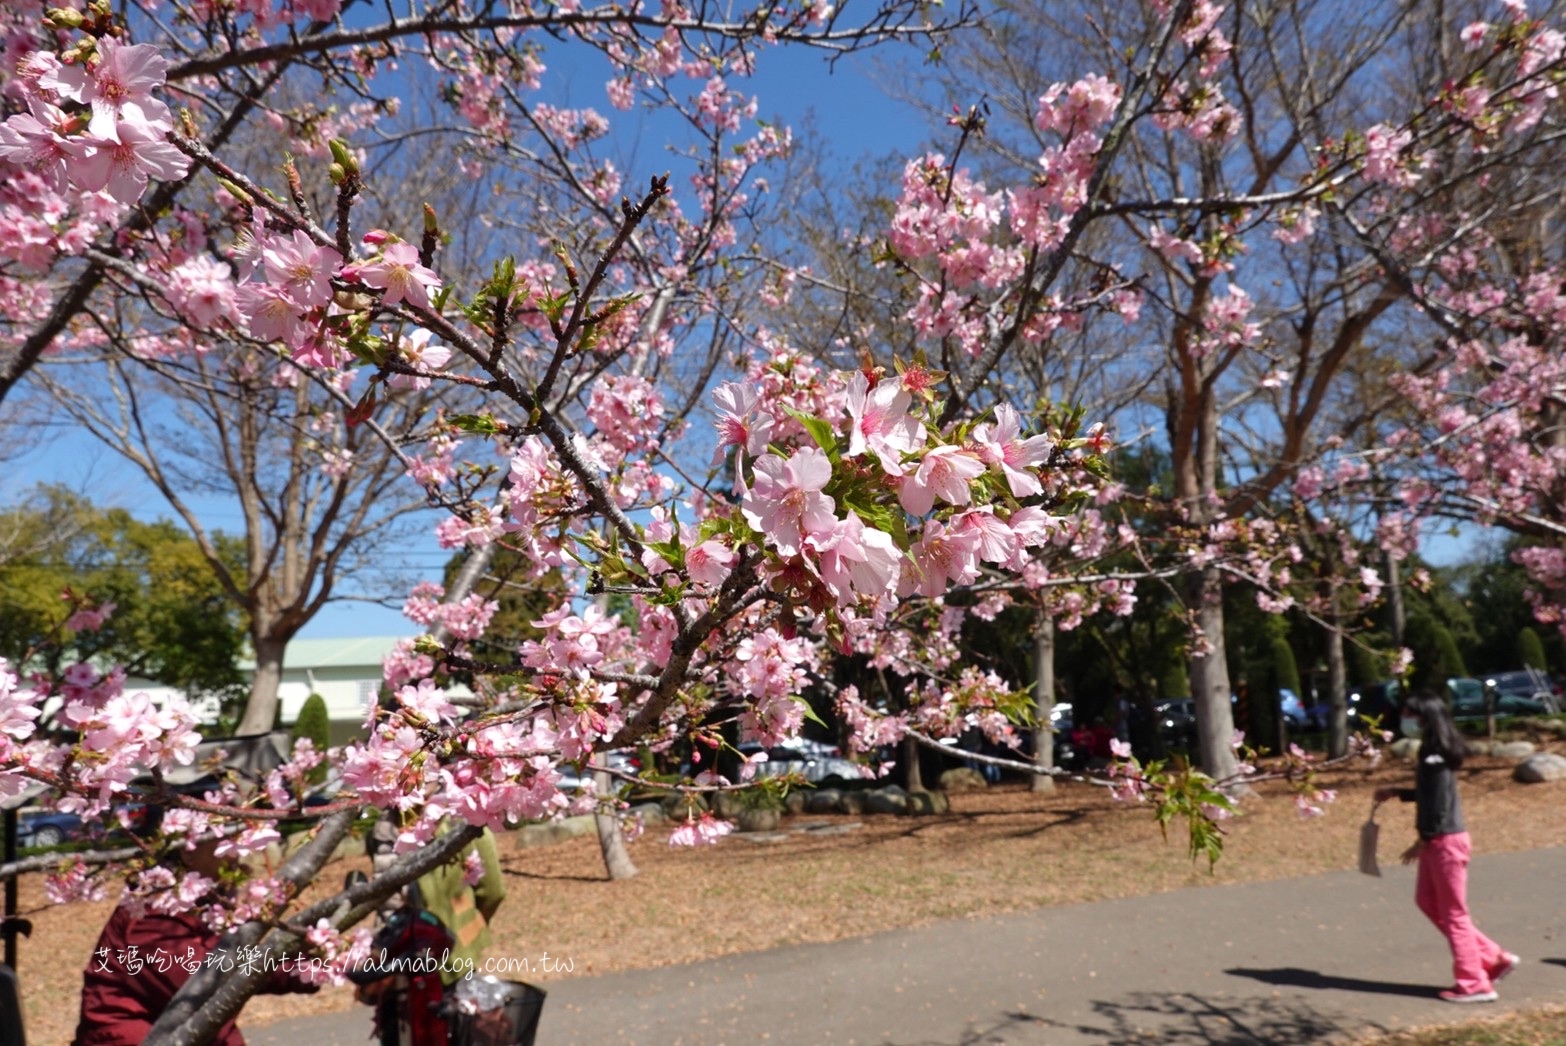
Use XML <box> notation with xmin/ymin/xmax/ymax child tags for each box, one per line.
<box><xmin>242</xmin><ymin>636</ymin><xmax>473</xmax><ymax>744</ymax></box>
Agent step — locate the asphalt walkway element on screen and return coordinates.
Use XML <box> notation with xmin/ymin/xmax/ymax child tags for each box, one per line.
<box><xmin>248</xmin><ymin>846</ymin><xmax>1566</xmax><ymax>1045</ymax></box>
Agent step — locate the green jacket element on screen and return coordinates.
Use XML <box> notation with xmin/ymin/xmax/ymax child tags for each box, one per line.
<box><xmin>413</xmin><ymin>829</ymin><xmax>505</xmax><ymax>985</ymax></box>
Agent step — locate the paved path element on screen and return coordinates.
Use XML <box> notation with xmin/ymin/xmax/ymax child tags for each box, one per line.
<box><xmin>248</xmin><ymin>846</ymin><xmax>1566</xmax><ymax>1045</ymax></box>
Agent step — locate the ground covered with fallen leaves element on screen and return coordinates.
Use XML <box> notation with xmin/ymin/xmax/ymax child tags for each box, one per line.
<box><xmin>18</xmin><ymin>745</ymin><xmax>1566</xmax><ymax>1044</ymax></box>
<box><xmin>1359</xmin><ymin>1005</ymin><xmax>1566</xmax><ymax>1044</ymax></box>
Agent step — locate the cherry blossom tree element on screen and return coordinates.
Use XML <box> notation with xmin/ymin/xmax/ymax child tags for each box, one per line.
<box><xmin>834</xmin><ymin>0</ymin><xmax>1566</xmax><ymax>784</ymax></box>
<box><xmin>0</xmin><ymin>0</ymin><xmax>1558</xmax><ymax>1041</ymax></box>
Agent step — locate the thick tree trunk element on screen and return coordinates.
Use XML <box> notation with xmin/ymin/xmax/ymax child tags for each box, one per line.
<box><xmin>1326</xmin><ymin>616</ymin><xmax>1348</xmax><ymax>759</ymax></box>
<box><xmin>236</xmin><ymin>631</ymin><xmax>287</xmax><ymax>736</ymax></box>
<box><xmin>1031</xmin><ymin>609</ymin><xmax>1057</xmax><ymax>794</ymax></box>
<box><xmin>903</xmin><ymin>734</ymin><xmax>925</xmax><ymax>793</ymax></box>
<box><xmin>1189</xmin><ymin>567</ymin><xmax>1243</xmax><ymax>787</ymax></box>
<box><xmin>592</xmin><ymin>754</ymin><xmax>638</xmax><ymax>880</ymax></box>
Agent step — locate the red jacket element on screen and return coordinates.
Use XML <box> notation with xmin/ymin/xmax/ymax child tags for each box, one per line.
<box><xmin>73</xmin><ymin>904</ymin><xmax>312</xmax><ymax>1046</ymax></box>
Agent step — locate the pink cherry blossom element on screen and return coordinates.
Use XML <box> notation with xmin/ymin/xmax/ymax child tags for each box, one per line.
<box><xmin>235</xmin><ymin>283</ymin><xmax>310</xmax><ymax>346</ymax></box>
<box><xmin>973</xmin><ymin>404</ymin><xmax>1053</xmax><ymax>497</ymax></box>
<box><xmin>261</xmin><ymin>229</ymin><xmax>341</xmax><ymax>310</ymax></box>
<box><xmin>167</xmin><ymin>256</ymin><xmax>240</xmax><ymax>330</ymax></box>
<box><xmin>0</xmin><ymin>660</ymin><xmax>41</xmax><ymax>741</ymax></box>
<box><xmin>668</xmin><ymin>812</ymin><xmax>733</xmax><ymax>846</ymax></box>
<box><xmin>685</xmin><ymin>539</ymin><xmax>737</xmax><ymax>586</ymax></box>
<box><xmin>710</xmin><ymin>380</ymin><xmax>775</xmax><ymax>464</ymax></box>
<box><xmin>901</xmin><ymin>519</ymin><xmax>981</xmax><ymax>598</ymax></box>
<box><xmin>65</xmin><ymin>602</ymin><xmax>116</xmax><ymax>632</ymax></box>
<box><xmin>214</xmin><ymin>825</ymin><xmax>282</xmax><ymax>859</ymax></box>
<box><xmin>741</xmin><ymin>447</ymin><xmax>837</xmax><ymax>556</ymax></box>
<box><xmin>1362</xmin><ymin>124</ymin><xmax>1418</xmax><ymax>187</ymax></box>
<box><xmin>41</xmin><ymin>37</ymin><xmax>173</xmax><ymax>141</ymax></box>
<box><xmin>844</xmin><ymin>370</ymin><xmax>924</xmax><ymax>475</ymax></box>
<box><xmin>60</xmin><ymin>117</ymin><xmax>191</xmax><ymax>205</ymax></box>
<box><xmin>0</xmin><ymin>102</ymin><xmax>73</xmax><ymax>192</ymax></box>
<box><xmin>357</xmin><ymin>241</ymin><xmax>440</xmax><ymax>310</ymax></box>
<box><xmin>397</xmin><ymin>679</ymin><xmax>459</xmax><ymax>724</ymax></box>
<box><xmin>387</xmin><ymin>329</ymin><xmax>453</xmax><ymax>390</ymax></box>
<box><xmin>898</xmin><ymin>444</ymin><xmax>986</xmax><ymax>516</ymax></box>
<box><xmin>808</xmin><ymin>513</ymin><xmax>902</xmax><ymax>603</ymax></box>
<box><xmin>952</xmin><ymin>508</ymin><xmax>1018</xmax><ymax>564</ymax></box>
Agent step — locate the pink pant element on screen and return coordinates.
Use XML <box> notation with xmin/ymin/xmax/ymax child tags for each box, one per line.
<box><xmin>1415</xmin><ymin>832</ymin><xmax>1505</xmax><ymax>993</ymax></box>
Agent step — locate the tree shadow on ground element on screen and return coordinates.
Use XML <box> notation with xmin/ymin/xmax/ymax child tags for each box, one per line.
<box><xmin>501</xmin><ymin>866</ymin><xmax>603</xmax><ymax>883</ymax></box>
<box><xmin>890</xmin><ymin>991</ymin><xmax>1381</xmax><ymax>1045</ymax></box>
<box><xmin>1539</xmin><ymin>957</ymin><xmax>1566</xmax><ymax>969</ymax></box>
<box><xmin>891</xmin><ymin>806</ymin><xmax>1094</xmax><ymax>840</ymax></box>
<box><xmin>1226</xmin><ymin>967</ymin><xmax>1436</xmax><ymax>999</ymax></box>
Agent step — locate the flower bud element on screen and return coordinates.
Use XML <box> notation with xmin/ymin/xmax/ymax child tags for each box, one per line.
<box><xmin>328</xmin><ymin>138</ymin><xmax>359</xmax><ymax>176</ymax></box>
<box><xmin>328</xmin><ymin>162</ymin><xmax>347</xmax><ymax>185</ymax></box>
<box><xmin>215</xmin><ymin>178</ymin><xmax>252</xmax><ymax>205</ymax></box>
<box><xmin>46</xmin><ymin>8</ymin><xmax>84</xmax><ymax>28</ymax></box>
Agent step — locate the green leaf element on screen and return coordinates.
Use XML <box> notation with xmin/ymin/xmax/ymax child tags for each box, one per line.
<box><xmin>449</xmin><ymin>413</ymin><xmax>502</xmax><ymax>436</ymax></box>
<box><xmin>780</xmin><ymin>406</ymin><xmax>839</xmax><ymax>459</ymax></box>
<box><xmin>796</xmin><ymin>697</ymin><xmax>828</xmax><ymax>730</ymax></box>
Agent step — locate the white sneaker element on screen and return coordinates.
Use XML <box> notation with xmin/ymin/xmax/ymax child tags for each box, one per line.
<box><xmin>1439</xmin><ymin>988</ymin><xmax>1498</xmax><ymax>1004</ymax></box>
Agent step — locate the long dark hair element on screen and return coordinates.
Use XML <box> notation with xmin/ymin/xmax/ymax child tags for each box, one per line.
<box><xmin>1405</xmin><ymin>689</ymin><xmax>1466</xmax><ymax>769</ymax></box>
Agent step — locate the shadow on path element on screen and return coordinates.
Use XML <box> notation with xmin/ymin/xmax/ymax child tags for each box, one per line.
<box><xmin>893</xmin><ymin>991</ymin><xmax>1382</xmax><ymax>1045</ymax></box>
<box><xmin>1227</xmin><ymin>967</ymin><xmax>1435</xmax><ymax>999</ymax></box>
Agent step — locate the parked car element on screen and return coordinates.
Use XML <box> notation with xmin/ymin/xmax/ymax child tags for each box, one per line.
<box><xmin>1155</xmin><ymin>699</ymin><xmax>1197</xmax><ymax>751</ymax></box>
<box><xmin>1449</xmin><ymin>676</ymin><xmax>1552</xmax><ymax>719</ymax></box>
<box><xmin>1279</xmin><ymin>689</ymin><xmax>1308</xmax><ymax>730</ymax></box>
<box><xmin>740</xmin><ymin>743</ymin><xmax>865</xmax><ymax>785</ymax></box>
<box><xmin>1484</xmin><ymin>669</ymin><xmax>1561</xmax><ymax>713</ymax></box>
<box><xmin>1276</xmin><ymin>689</ymin><xmax>1334</xmax><ymax>733</ymax></box>
<box><xmin>554</xmin><ymin>749</ymin><xmax>644</xmax><ymax>791</ymax></box>
<box><xmin>1047</xmin><ymin>703</ymin><xmax>1078</xmax><ymax>770</ymax></box>
<box><xmin>1348</xmin><ymin>680</ymin><xmax>1402</xmax><ymax>732</ymax></box>
<box><xmin>17</xmin><ymin>808</ymin><xmax>82</xmax><ymax>848</ymax></box>
<box><xmin>15</xmin><ymin>799</ymin><xmax>155</xmax><ymax>848</ymax></box>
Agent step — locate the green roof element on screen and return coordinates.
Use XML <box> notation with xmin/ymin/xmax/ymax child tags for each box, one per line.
<box><xmin>239</xmin><ymin>635</ymin><xmax>412</xmax><ymax>671</ymax></box>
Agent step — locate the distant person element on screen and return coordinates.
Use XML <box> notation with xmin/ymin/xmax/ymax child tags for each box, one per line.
<box><xmin>1112</xmin><ymin>689</ymin><xmax>1132</xmax><ymax>745</ymax></box>
<box><xmin>1086</xmin><ymin>716</ymin><xmax>1114</xmax><ymax>762</ymax></box>
<box><xmin>1374</xmin><ymin>691</ymin><xmax>1518</xmax><ymax>1004</ymax></box>
<box><xmin>358</xmin><ymin>818</ymin><xmax>507</xmax><ymax>1045</ymax></box>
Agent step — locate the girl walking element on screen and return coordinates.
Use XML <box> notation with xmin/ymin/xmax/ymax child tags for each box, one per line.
<box><xmin>1375</xmin><ymin>690</ymin><xmax>1518</xmax><ymax>1003</ymax></box>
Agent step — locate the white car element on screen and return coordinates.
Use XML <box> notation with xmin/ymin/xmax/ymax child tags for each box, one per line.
<box><xmin>741</xmin><ymin>744</ymin><xmax>866</xmax><ymax>784</ymax></box>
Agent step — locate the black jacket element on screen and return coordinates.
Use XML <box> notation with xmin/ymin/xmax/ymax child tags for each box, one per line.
<box><xmin>1395</xmin><ymin>748</ymin><xmax>1466</xmax><ymax>840</ymax></box>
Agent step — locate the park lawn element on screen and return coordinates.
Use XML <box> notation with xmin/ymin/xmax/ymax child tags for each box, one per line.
<box><xmin>1362</xmin><ymin>1006</ymin><xmax>1566</xmax><ymax>1044</ymax></box>
<box><xmin>17</xmin><ymin>743</ymin><xmax>1566</xmax><ymax>1044</ymax></box>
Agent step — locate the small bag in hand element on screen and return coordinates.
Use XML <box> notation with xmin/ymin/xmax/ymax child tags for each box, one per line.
<box><xmin>1358</xmin><ymin>800</ymin><xmax>1383</xmax><ymax>877</ymax></box>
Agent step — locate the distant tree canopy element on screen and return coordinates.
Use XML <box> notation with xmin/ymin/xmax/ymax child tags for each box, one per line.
<box><xmin>1405</xmin><ymin>614</ymin><xmax>1467</xmax><ymax>694</ymax></box>
<box><xmin>1517</xmin><ymin>628</ymin><xmax>1548</xmax><ymax>672</ymax></box>
<box><xmin>0</xmin><ymin>486</ymin><xmax>247</xmax><ymax>699</ymax></box>
<box><xmin>291</xmin><ymin>694</ymin><xmax>331</xmax><ymax>783</ymax></box>
<box><xmin>442</xmin><ymin>545</ymin><xmax>573</xmax><ymax>656</ymax></box>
